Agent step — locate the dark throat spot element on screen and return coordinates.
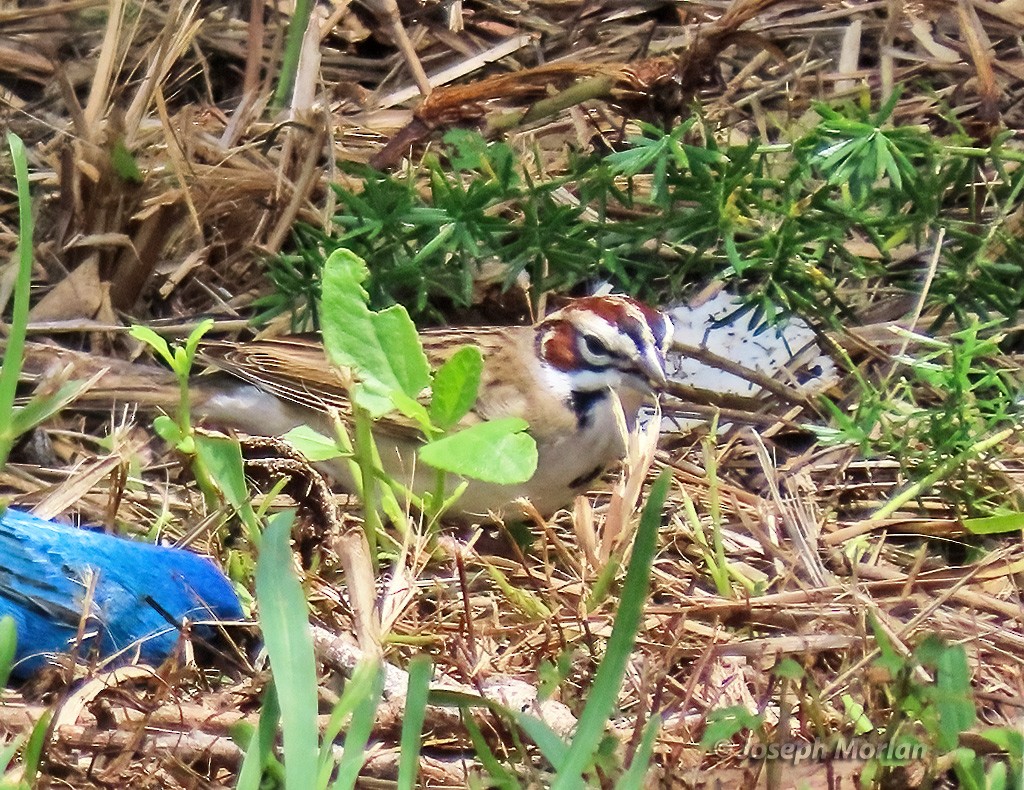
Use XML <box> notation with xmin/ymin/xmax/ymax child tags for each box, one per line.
<box><xmin>571</xmin><ymin>389</ymin><xmax>608</xmax><ymax>429</ymax></box>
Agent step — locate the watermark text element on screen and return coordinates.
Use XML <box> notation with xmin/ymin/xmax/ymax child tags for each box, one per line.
<box><xmin>717</xmin><ymin>737</ymin><xmax>925</xmax><ymax>765</ymax></box>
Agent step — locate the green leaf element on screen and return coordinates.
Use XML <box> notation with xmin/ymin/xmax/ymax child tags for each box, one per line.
<box><xmin>282</xmin><ymin>425</ymin><xmax>348</xmax><ymax>462</ymax></box>
<box><xmin>9</xmin><ymin>381</ymin><xmax>86</xmax><ymax>439</ymax></box>
<box><xmin>129</xmin><ymin>325</ymin><xmax>175</xmax><ymax>369</ymax></box>
<box><xmin>0</xmin><ymin>735</ymin><xmax>22</xmax><ymax>775</ymax></box>
<box><xmin>841</xmin><ymin>694</ymin><xmax>875</xmax><ymax>736</ymax></box>
<box><xmin>255</xmin><ymin>510</ymin><xmax>319</xmax><ymax>790</ymax></box>
<box><xmin>869</xmin><ymin>613</ymin><xmax>905</xmax><ymax>676</ymax></box>
<box><xmin>615</xmin><ymin>715</ymin><xmax>661</xmax><ymax>790</ymax></box>
<box><xmin>418</xmin><ymin>418</ymin><xmax>537</xmax><ymax>484</ymax></box>
<box><xmin>513</xmin><ymin>711</ymin><xmax>569</xmax><ymax>769</ymax></box>
<box><xmin>429</xmin><ymin>346</ymin><xmax>483</xmax><ymax>430</ymax></box>
<box><xmin>963</xmin><ymin>511</ymin><xmax>1024</xmax><ymax>535</ymax></box>
<box><xmin>320</xmin><ymin>249</ymin><xmax>430</xmax><ymax>417</ymax></box>
<box><xmin>0</xmin><ymin>134</ymin><xmax>35</xmax><ymax>472</ymax></box>
<box><xmin>932</xmin><ymin>643</ymin><xmax>975</xmax><ymax>751</ymax></box>
<box><xmin>371</xmin><ymin>305</ymin><xmax>431</xmax><ymax>396</ymax></box>
<box><xmin>978</xmin><ymin>726</ymin><xmax>1024</xmax><ymax>757</ymax></box>
<box><xmin>480</xmin><ymin>556</ymin><xmax>552</xmax><ymax>619</ymax></box>
<box><xmin>195</xmin><ymin>433</ymin><xmax>260</xmax><ymax>542</ymax></box>
<box><xmin>773</xmin><ymin>657</ymin><xmax>805</xmax><ymax>681</ymax></box>
<box><xmin>699</xmin><ymin>705</ymin><xmax>765</xmax><ymax>749</ymax></box>
<box><xmin>153</xmin><ymin>415</ymin><xmax>186</xmax><ymax>448</ymax></box>
<box><xmin>317</xmin><ymin>659</ymin><xmax>382</xmax><ymax>786</ymax></box>
<box><xmin>389</xmin><ymin>390</ymin><xmax>434</xmax><ymax>435</ymax></box>
<box><xmin>183</xmin><ymin>319</ymin><xmax>214</xmax><ymax>364</ymax></box>
<box><xmin>459</xmin><ymin>703</ymin><xmax>519</xmax><ymax>788</ymax></box>
<box><xmin>110</xmin><ymin>137</ymin><xmax>143</xmax><ymax>183</ymax></box>
<box><xmin>17</xmin><ymin>709</ymin><xmax>50</xmax><ymax>785</ymax></box>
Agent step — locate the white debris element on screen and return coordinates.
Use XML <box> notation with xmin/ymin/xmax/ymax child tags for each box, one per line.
<box><xmin>664</xmin><ymin>288</ymin><xmax>836</xmax><ymax>397</ymax></box>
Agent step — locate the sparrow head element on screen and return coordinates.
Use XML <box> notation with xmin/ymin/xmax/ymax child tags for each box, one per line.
<box><xmin>537</xmin><ymin>295</ymin><xmax>673</xmax><ymax>394</ymax></box>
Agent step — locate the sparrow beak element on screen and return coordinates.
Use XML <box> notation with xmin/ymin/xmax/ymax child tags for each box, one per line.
<box><xmin>638</xmin><ymin>349</ymin><xmax>668</xmax><ymax>391</ymax></box>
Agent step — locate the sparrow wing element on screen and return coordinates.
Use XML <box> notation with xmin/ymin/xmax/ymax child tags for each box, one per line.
<box><xmin>199</xmin><ymin>337</ymin><xmax>427</xmax><ymax>440</ymax></box>
<box><xmin>199</xmin><ymin>328</ymin><xmax>526</xmax><ymax>440</ymax></box>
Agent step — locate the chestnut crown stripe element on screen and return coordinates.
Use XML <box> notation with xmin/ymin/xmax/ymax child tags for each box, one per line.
<box><xmin>535</xmin><ymin>295</ymin><xmax>672</xmax><ymax>381</ymax></box>
<box><xmin>571</xmin><ymin>295</ymin><xmax>672</xmax><ymax>356</ymax></box>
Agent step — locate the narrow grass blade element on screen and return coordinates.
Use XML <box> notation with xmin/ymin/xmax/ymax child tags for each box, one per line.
<box><xmin>397</xmin><ymin>655</ymin><xmax>432</xmax><ymax>790</ymax></box>
<box><xmin>273</xmin><ymin>0</ymin><xmax>314</xmax><ymax>106</ymax></box>
<box><xmin>552</xmin><ymin>469</ymin><xmax>671</xmax><ymax>789</ymax></box>
<box><xmin>513</xmin><ymin>711</ymin><xmax>569</xmax><ymax>769</ymax></box>
<box><xmin>235</xmin><ymin>682</ymin><xmax>282</xmax><ymax>790</ymax></box>
<box><xmin>20</xmin><ymin>710</ymin><xmax>50</xmax><ymax>784</ymax></box>
<box><xmin>0</xmin><ymin>616</ymin><xmax>17</xmax><ymax>689</ymax></box>
<box><xmin>330</xmin><ymin>661</ymin><xmax>384</xmax><ymax>790</ymax></box>
<box><xmin>0</xmin><ymin>134</ymin><xmax>36</xmax><ymax>470</ymax></box>
<box><xmin>615</xmin><ymin>715</ymin><xmax>661</xmax><ymax>790</ymax></box>
<box><xmin>316</xmin><ymin>659</ymin><xmax>382</xmax><ymax>787</ymax></box>
<box><xmin>255</xmin><ymin>510</ymin><xmax>319</xmax><ymax>790</ymax></box>
<box><xmin>461</xmin><ymin>707</ymin><xmax>519</xmax><ymax>789</ymax></box>
<box><xmin>0</xmin><ymin>736</ymin><xmax>23</xmax><ymax>774</ymax></box>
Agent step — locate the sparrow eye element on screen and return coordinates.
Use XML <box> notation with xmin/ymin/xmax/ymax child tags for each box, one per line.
<box><xmin>582</xmin><ymin>334</ymin><xmax>610</xmax><ymax>357</ymax></box>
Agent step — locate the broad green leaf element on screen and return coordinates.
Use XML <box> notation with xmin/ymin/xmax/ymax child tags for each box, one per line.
<box><xmin>352</xmin><ymin>382</ymin><xmax>396</xmax><ymax>417</ymax></box>
<box><xmin>699</xmin><ymin>705</ymin><xmax>765</xmax><ymax>749</ymax></box>
<box><xmin>321</xmin><ymin>249</ymin><xmax>430</xmax><ymax>417</ymax></box>
<box><xmin>153</xmin><ymin>415</ymin><xmax>186</xmax><ymax>448</ymax></box>
<box><xmin>429</xmin><ymin>346</ymin><xmax>483</xmax><ymax>430</ymax></box>
<box><xmin>282</xmin><ymin>425</ymin><xmax>348</xmax><ymax>462</ymax></box>
<box><xmin>129</xmin><ymin>325</ymin><xmax>174</xmax><ymax>369</ymax></box>
<box><xmin>933</xmin><ymin>643</ymin><xmax>975</xmax><ymax>752</ymax></box>
<box><xmin>255</xmin><ymin>510</ymin><xmax>319</xmax><ymax>790</ymax></box>
<box><xmin>195</xmin><ymin>433</ymin><xmax>259</xmax><ymax>541</ymax></box>
<box><xmin>773</xmin><ymin>657</ymin><xmax>805</xmax><ymax>681</ymax></box>
<box><xmin>390</xmin><ymin>390</ymin><xmax>433</xmax><ymax>435</ymax></box>
<box><xmin>418</xmin><ymin>418</ymin><xmax>537</xmax><ymax>484</ymax></box>
<box><xmin>371</xmin><ymin>305</ymin><xmax>430</xmax><ymax>395</ymax></box>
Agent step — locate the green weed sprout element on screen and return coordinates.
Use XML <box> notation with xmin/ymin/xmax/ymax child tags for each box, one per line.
<box><xmin>285</xmin><ymin>248</ymin><xmax>538</xmax><ymax>555</ymax></box>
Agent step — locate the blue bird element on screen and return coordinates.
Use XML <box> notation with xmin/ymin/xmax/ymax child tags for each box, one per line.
<box><xmin>0</xmin><ymin>506</ymin><xmax>243</xmax><ymax>678</ymax></box>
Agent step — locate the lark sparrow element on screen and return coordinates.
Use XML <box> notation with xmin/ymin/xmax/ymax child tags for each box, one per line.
<box><xmin>25</xmin><ymin>296</ymin><xmax>673</xmax><ymax>520</ymax></box>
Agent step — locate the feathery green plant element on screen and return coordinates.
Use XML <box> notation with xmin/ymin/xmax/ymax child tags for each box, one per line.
<box><xmin>269</xmin><ymin>104</ymin><xmax>1024</xmax><ymax>331</ymax></box>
